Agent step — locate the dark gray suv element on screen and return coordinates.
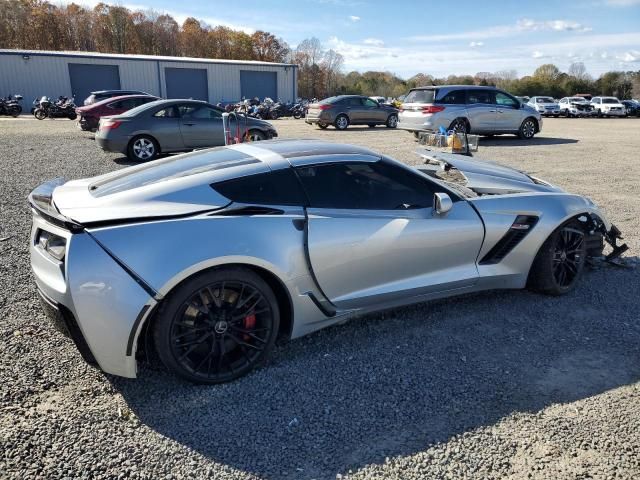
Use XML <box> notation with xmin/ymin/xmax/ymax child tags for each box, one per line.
<box><xmin>305</xmin><ymin>95</ymin><xmax>399</xmax><ymax>130</ymax></box>
<box><xmin>398</xmin><ymin>86</ymin><xmax>543</xmax><ymax>139</ymax></box>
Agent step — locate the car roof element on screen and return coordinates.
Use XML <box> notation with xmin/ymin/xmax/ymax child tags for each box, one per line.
<box><xmin>410</xmin><ymin>85</ymin><xmax>498</xmax><ymax>91</ymax></box>
<box><xmin>85</xmin><ymin>94</ymin><xmax>157</xmax><ymax>108</ymax></box>
<box><xmin>91</xmin><ymin>89</ymin><xmax>148</xmax><ymax>95</ymax></box>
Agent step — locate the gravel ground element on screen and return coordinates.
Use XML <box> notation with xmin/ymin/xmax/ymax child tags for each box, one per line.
<box><xmin>1</xmin><ymin>116</ymin><xmax>639</xmax><ymax>480</ymax></box>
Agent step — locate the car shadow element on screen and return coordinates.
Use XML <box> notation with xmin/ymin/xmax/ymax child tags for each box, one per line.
<box><xmin>480</xmin><ymin>136</ymin><xmax>579</xmax><ymax>147</ymax></box>
<box><xmin>112</xmin><ymin>262</ymin><xmax>639</xmax><ymax>480</ymax></box>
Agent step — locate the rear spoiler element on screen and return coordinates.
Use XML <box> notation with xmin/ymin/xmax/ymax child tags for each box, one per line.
<box><xmin>28</xmin><ymin>178</ymin><xmax>84</xmax><ymax>232</ymax></box>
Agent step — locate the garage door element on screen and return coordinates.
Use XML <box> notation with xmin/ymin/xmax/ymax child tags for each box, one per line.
<box><xmin>165</xmin><ymin>68</ymin><xmax>208</xmax><ymax>101</ymax></box>
<box><xmin>68</xmin><ymin>64</ymin><xmax>120</xmax><ymax>105</ymax></box>
<box><xmin>240</xmin><ymin>71</ymin><xmax>277</xmax><ymax>101</ymax></box>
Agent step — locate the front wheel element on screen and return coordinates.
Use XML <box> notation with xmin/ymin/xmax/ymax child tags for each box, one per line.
<box><xmin>527</xmin><ymin>221</ymin><xmax>587</xmax><ymax>295</ymax></box>
<box><xmin>152</xmin><ymin>267</ymin><xmax>280</xmax><ymax>384</ymax></box>
<box><xmin>34</xmin><ymin>108</ymin><xmax>46</xmax><ymax>120</ymax></box>
<box><xmin>247</xmin><ymin>130</ymin><xmax>266</xmax><ymax>142</ymax></box>
<box><xmin>127</xmin><ymin>135</ymin><xmax>159</xmax><ymax>162</ymax></box>
<box><xmin>518</xmin><ymin>118</ymin><xmax>537</xmax><ymax>139</ymax></box>
<box><xmin>386</xmin><ymin>114</ymin><xmax>398</xmax><ymax>128</ymax></box>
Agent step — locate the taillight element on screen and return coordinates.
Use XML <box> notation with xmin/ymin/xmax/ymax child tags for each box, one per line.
<box><xmin>422</xmin><ymin>106</ymin><xmax>445</xmax><ymax>114</ymax></box>
<box><xmin>317</xmin><ymin>105</ymin><xmax>331</xmax><ymax>110</ymax></box>
<box><xmin>100</xmin><ymin>120</ymin><xmax>121</xmax><ymax>130</ymax></box>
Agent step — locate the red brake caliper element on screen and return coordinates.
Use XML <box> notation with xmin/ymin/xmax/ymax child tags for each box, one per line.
<box><xmin>243</xmin><ymin>313</ymin><xmax>256</xmax><ymax>341</ymax></box>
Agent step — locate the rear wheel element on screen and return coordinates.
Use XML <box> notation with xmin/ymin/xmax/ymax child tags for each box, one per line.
<box><xmin>153</xmin><ymin>268</ymin><xmax>280</xmax><ymax>384</ymax></box>
<box><xmin>527</xmin><ymin>221</ymin><xmax>587</xmax><ymax>295</ymax></box>
<box><xmin>448</xmin><ymin>118</ymin><xmax>468</xmax><ymax>134</ymax></box>
<box><xmin>34</xmin><ymin>108</ymin><xmax>46</xmax><ymax>120</ymax></box>
<box><xmin>334</xmin><ymin>114</ymin><xmax>349</xmax><ymax>130</ymax></box>
<box><xmin>386</xmin><ymin>114</ymin><xmax>398</xmax><ymax>128</ymax></box>
<box><xmin>127</xmin><ymin>135</ymin><xmax>159</xmax><ymax>162</ymax></box>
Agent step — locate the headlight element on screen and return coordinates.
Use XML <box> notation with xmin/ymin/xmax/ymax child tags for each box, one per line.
<box><xmin>36</xmin><ymin>229</ymin><xmax>66</xmax><ymax>261</ymax></box>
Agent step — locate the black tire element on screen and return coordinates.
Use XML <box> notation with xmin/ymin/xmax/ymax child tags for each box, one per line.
<box><xmin>318</xmin><ymin>123</ymin><xmax>328</xmax><ymax>129</ymax></box>
<box><xmin>34</xmin><ymin>108</ymin><xmax>46</xmax><ymax>120</ymax></box>
<box><xmin>527</xmin><ymin>221</ymin><xmax>587</xmax><ymax>295</ymax></box>
<box><xmin>448</xmin><ymin>118</ymin><xmax>469</xmax><ymax>134</ymax></box>
<box><xmin>68</xmin><ymin>112</ymin><xmax>77</xmax><ymax>120</ymax></box>
<box><xmin>334</xmin><ymin>114</ymin><xmax>349</xmax><ymax>130</ymax></box>
<box><xmin>247</xmin><ymin>129</ymin><xmax>266</xmax><ymax>142</ymax></box>
<box><xmin>368</xmin><ymin>124</ymin><xmax>376</xmax><ymax>128</ymax></box>
<box><xmin>153</xmin><ymin>267</ymin><xmax>280</xmax><ymax>384</ymax></box>
<box><xmin>518</xmin><ymin>118</ymin><xmax>537</xmax><ymax>139</ymax></box>
<box><xmin>9</xmin><ymin>106</ymin><xmax>20</xmax><ymax>118</ymax></box>
<box><xmin>293</xmin><ymin>112</ymin><xmax>302</xmax><ymax>119</ymax></box>
<box><xmin>127</xmin><ymin>135</ymin><xmax>159</xmax><ymax>162</ymax></box>
<box><xmin>386</xmin><ymin>114</ymin><xmax>398</xmax><ymax>128</ymax></box>
<box><xmin>413</xmin><ymin>131</ymin><xmax>420</xmax><ymax>139</ymax></box>
<box><xmin>270</xmin><ymin>111</ymin><xmax>279</xmax><ymax>120</ymax></box>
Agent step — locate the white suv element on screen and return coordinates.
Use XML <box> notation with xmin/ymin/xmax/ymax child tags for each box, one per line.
<box><xmin>591</xmin><ymin>97</ymin><xmax>626</xmax><ymax>117</ymax></box>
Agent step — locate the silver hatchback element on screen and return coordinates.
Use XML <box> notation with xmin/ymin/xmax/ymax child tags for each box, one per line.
<box><xmin>398</xmin><ymin>86</ymin><xmax>543</xmax><ymax>139</ymax></box>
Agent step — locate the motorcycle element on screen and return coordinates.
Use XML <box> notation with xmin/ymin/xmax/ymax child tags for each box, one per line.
<box><xmin>0</xmin><ymin>94</ymin><xmax>23</xmax><ymax>117</ymax></box>
<box><xmin>34</xmin><ymin>96</ymin><xmax>77</xmax><ymax>120</ymax></box>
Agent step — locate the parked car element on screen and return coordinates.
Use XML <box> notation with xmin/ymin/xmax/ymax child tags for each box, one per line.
<box><xmin>95</xmin><ymin>99</ymin><xmax>278</xmax><ymax>161</ymax></box>
<box><xmin>397</xmin><ymin>86</ymin><xmax>542</xmax><ymax>139</ymax></box>
<box><xmin>558</xmin><ymin>97</ymin><xmax>595</xmax><ymax>117</ymax></box>
<box><xmin>621</xmin><ymin>99</ymin><xmax>640</xmax><ymax>117</ymax></box>
<box><xmin>305</xmin><ymin>95</ymin><xmax>399</xmax><ymax>130</ymax></box>
<box><xmin>28</xmin><ymin>140</ymin><xmax>627</xmax><ymax>383</ymax></box>
<box><xmin>527</xmin><ymin>96</ymin><xmax>561</xmax><ymax>117</ymax></box>
<box><xmin>515</xmin><ymin>96</ymin><xmax>530</xmax><ymax>104</ymax></box>
<box><xmin>590</xmin><ymin>97</ymin><xmax>626</xmax><ymax>117</ymax></box>
<box><xmin>76</xmin><ymin>94</ymin><xmax>159</xmax><ymax>131</ymax></box>
<box><xmin>370</xmin><ymin>96</ymin><xmax>388</xmax><ymax>104</ymax></box>
<box><xmin>84</xmin><ymin>89</ymin><xmax>152</xmax><ymax>106</ymax></box>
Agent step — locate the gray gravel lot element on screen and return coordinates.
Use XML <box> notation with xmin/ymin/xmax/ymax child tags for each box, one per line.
<box><xmin>1</xmin><ymin>116</ymin><xmax>639</xmax><ymax>480</ymax></box>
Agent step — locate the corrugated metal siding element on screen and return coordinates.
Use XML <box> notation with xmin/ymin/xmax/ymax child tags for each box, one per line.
<box><xmin>0</xmin><ymin>51</ymin><xmax>296</xmax><ymax>110</ymax></box>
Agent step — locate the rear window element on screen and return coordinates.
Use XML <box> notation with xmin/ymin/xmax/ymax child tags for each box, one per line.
<box><xmin>212</xmin><ymin>169</ymin><xmax>307</xmax><ymax>206</ymax></box>
<box><xmin>403</xmin><ymin>89</ymin><xmax>437</xmax><ymax>104</ymax></box>
<box><xmin>536</xmin><ymin>97</ymin><xmax>554</xmax><ymax>103</ymax></box>
<box><xmin>90</xmin><ymin>148</ymin><xmax>258</xmax><ymax>197</ymax></box>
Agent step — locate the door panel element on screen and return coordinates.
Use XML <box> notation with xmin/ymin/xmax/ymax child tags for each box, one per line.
<box><xmin>306</xmin><ymin>202</ymin><xmax>484</xmax><ymax>309</ymax></box>
<box><xmin>466</xmin><ymin>89</ymin><xmax>496</xmax><ymax>132</ymax></box>
<box><xmin>494</xmin><ymin>92</ymin><xmax>523</xmax><ymax>131</ymax></box>
<box><xmin>345</xmin><ymin>97</ymin><xmax>365</xmax><ymax>123</ymax></box>
<box><xmin>178</xmin><ymin>104</ymin><xmax>224</xmax><ymax>148</ymax></box>
<box><xmin>149</xmin><ymin>106</ymin><xmax>184</xmax><ymax>151</ymax></box>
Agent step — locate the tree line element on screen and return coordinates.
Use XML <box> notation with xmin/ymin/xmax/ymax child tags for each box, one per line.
<box><xmin>1</xmin><ymin>1</ymin><xmax>638</xmax><ymax>101</ymax></box>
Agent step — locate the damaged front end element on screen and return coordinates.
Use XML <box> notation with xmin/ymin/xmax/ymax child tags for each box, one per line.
<box><xmin>580</xmin><ymin>214</ymin><xmax>629</xmax><ymax>265</ymax></box>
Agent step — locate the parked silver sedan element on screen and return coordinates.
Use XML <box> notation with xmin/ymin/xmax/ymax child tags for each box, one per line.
<box><xmin>398</xmin><ymin>85</ymin><xmax>543</xmax><ymax>139</ymax></box>
<box><xmin>95</xmin><ymin>99</ymin><xmax>278</xmax><ymax>161</ymax></box>
<box><xmin>527</xmin><ymin>96</ymin><xmax>561</xmax><ymax>117</ymax></box>
<box><xmin>29</xmin><ymin>140</ymin><xmax>626</xmax><ymax>384</ymax></box>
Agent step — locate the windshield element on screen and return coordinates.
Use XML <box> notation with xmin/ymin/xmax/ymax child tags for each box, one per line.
<box><xmin>119</xmin><ymin>100</ymin><xmax>165</xmax><ymax>117</ymax></box>
<box><xmin>536</xmin><ymin>97</ymin><xmax>554</xmax><ymax>103</ymax></box>
<box><xmin>569</xmin><ymin>97</ymin><xmax>587</xmax><ymax>102</ymax></box>
<box><xmin>602</xmin><ymin>98</ymin><xmax>619</xmax><ymax>104</ymax></box>
<box><xmin>403</xmin><ymin>89</ymin><xmax>437</xmax><ymax>104</ymax></box>
<box><xmin>89</xmin><ymin>147</ymin><xmax>258</xmax><ymax>197</ymax></box>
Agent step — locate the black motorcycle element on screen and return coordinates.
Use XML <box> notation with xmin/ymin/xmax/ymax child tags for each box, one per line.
<box><xmin>34</xmin><ymin>96</ymin><xmax>77</xmax><ymax>120</ymax></box>
<box><xmin>0</xmin><ymin>94</ymin><xmax>23</xmax><ymax>117</ymax></box>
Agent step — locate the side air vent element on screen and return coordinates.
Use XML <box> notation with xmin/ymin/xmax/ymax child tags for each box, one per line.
<box><xmin>479</xmin><ymin>215</ymin><xmax>539</xmax><ymax>265</ymax></box>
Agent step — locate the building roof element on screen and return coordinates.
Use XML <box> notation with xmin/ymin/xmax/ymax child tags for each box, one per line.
<box><xmin>0</xmin><ymin>49</ymin><xmax>296</xmax><ymax>68</ymax></box>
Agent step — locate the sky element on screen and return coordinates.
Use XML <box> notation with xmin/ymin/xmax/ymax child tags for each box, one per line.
<box><xmin>61</xmin><ymin>0</ymin><xmax>640</xmax><ymax>78</ymax></box>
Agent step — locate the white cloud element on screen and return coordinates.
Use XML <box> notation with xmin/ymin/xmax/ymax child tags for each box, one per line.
<box><xmin>532</xmin><ymin>51</ymin><xmax>545</xmax><ymax>58</ymax></box>
<box><xmin>348</xmin><ymin>15</ymin><xmax>360</xmax><ymax>22</ymax></box>
<box><xmin>618</xmin><ymin>50</ymin><xmax>640</xmax><ymax>62</ymax></box>
<box><xmin>363</xmin><ymin>38</ymin><xmax>385</xmax><ymax>47</ymax></box>
<box><xmin>605</xmin><ymin>0</ymin><xmax>640</xmax><ymax>5</ymax></box>
<box><xmin>408</xmin><ymin>18</ymin><xmax>591</xmax><ymax>42</ymax></box>
<box><xmin>469</xmin><ymin>41</ymin><xmax>484</xmax><ymax>48</ymax></box>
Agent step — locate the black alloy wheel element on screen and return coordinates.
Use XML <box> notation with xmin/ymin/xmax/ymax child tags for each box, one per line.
<box><xmin>154</xmin><ymin>268</ymin><xmax>279</xmax><ymax>384</ymax></box>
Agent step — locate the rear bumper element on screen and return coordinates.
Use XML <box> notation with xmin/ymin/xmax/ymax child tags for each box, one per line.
<box><xmin>78</xmin><ymin>116</ymin><xmax>98</xmax><ymax>131</ymax></box>
<box><xmin>30</xmin><ymin>212</ymin><xmax>155</xmax><ymax>378</ymax></box>
<box><xmin>95</xmin><ymin>135</ymin><xmax>128</xmax><ymax>154</ymax></box>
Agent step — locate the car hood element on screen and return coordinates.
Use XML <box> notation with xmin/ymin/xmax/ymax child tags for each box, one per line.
<box><xmin>416</xmin><ymin>150</ymin><xmax>564</xmax><ymax>195</ymax></box>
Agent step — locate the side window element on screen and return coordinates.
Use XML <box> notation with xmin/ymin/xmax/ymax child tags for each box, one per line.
<box><xmin>107</xmin><ymin>100</ymin><xmax>123</xmax><ymax>109</ymax></box>
<box><xmin>467</xmin><ymin>90</ymin><xmax>495</xmax><ymax>105</ymax></box>
<box><xmin>438</xmin><ymin>90</ymin><xmax>465</xmax><ymax>105</ymax></box>
<box><xmin>362</xmin><ymin>98</ymin><xmax>378</xmax><ymax>107</ymax></box>
<box><xmin>153</xmin><ymin>106</ymin><xmax>179</xmax><ymax>118</ymax></box>
<box><xmin>182</xmin><ymin>105</ymin><xmax>222</xmax><ymax>119</ymax></box>
<box><xmin>495</xmin><ymin>92</ymin><xmax>519</xmax><ymax>108</ymax></box>
<box><xmin>348</xmin><ymin>97</ymin><xmax>363</xmax><ymax>107</ymax></box>
<box><xmin>212</xmin><ymin>169</ymin><xmax>307</xmax><ymax>206</ymax></box>
<box><xmin>296</xmin><ymin>161</ymin><xmax>435</xmax><ymax>210</ymax></box>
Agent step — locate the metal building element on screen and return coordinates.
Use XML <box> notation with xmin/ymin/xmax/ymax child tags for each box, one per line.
<box><xmin>0</xmin><ymin>49</ymin><xmax>297</xmax><ymax>107</ymax></box>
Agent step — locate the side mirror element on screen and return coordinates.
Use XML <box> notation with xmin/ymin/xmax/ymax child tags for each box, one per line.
<box><xmin>434</xmin><ymin>192</ymin><xmax>453</xmax><ymax>216</ymax></box>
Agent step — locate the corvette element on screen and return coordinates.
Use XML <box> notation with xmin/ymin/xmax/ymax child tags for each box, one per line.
<box><xmin>29</xmin><ymin>140</ymin><xmax>627</xmax><ymax>384</ymax></box>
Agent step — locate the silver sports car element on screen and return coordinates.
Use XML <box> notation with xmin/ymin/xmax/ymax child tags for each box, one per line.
<box><xmin>29</xmin><ymin>140</ymin><xmax>627</xmax><ymax>384</ymax></box>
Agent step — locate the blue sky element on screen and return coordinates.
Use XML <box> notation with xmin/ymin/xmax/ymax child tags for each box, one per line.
<box><xmin>66</xmin><ymin>0</ymin><xmax>640</xmax><ymax>78</ymax></box>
